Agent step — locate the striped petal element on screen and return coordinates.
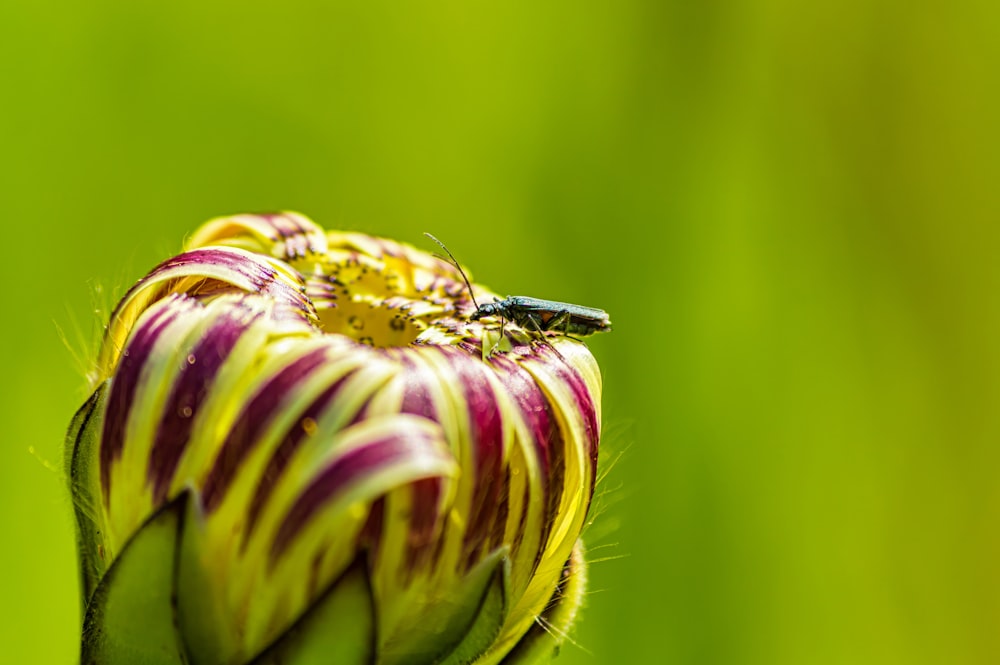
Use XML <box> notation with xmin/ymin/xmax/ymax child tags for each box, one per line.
<box><xmin>68</xmin><ymin>212</ymin><xmax>607</xmax><ymax>665</ymax></box>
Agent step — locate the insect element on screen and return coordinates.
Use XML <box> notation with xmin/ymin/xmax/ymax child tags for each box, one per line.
<box><xmin>425</xmin><ymin>233</ymin><xmax>613</xmax><ymax>338</ymax></box>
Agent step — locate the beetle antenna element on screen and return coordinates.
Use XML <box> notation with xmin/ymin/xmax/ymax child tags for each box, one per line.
<box><xmin>424</xmin><ymin>233</ymin><xmax>481</xmax><ymax>311</ymax></box>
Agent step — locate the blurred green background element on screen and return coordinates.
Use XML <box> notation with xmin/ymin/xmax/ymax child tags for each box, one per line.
<box><xmin>2</xmin><ymin>1</ymin><xmax>998</xmax><ymax>663</ymax></box>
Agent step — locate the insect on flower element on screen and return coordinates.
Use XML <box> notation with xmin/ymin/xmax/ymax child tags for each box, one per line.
<box><xmin>425</xmin><ymin>233</ymin><xmax>613</xmax><ymax>339</ymax></box>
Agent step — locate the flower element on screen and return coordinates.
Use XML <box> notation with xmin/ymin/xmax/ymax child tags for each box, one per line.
<box><xmin>67</xmin><ymin>212</ymin><xmax>606</xmax><ymax>664</ymax></box>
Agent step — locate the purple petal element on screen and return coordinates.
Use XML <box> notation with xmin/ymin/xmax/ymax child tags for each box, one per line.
<box><xmin>187</xmin><ymin>212</ymin><xmax>329</xmax><ymax>261</ymax></box>
<box><xmin>269</xmin><ymin>426</ymin><xmax>452</xmax><ymax>564</ymax></box>
<box><xmin>438</xmin><ymin>348</ymin><xmax>506</xmax><ymax>571</ymax></box>
<box><xmin>241</xmin><ymin>369</ymin><xmax>359</xmax><ymax>548</ymax></box>
<box><xmin>200</xmin><ymin>346</ymin><xmax>332</xmax><ymax>513</ymax></box>
<box><xmin>100</xmin><ymin>295</ymin><xmax>196</xmax><ymax>504</ymax></box>
<box><xmin>488</xmin><ymin>353</ymin><xmax>564</xmax><ymax>562</ymax></box>
<box><xmin>147</xmin><ymin>301</ymin><xmax>265</xmax><ymax>502</ymax></box>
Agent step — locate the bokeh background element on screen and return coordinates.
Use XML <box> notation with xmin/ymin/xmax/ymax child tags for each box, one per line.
<box><xmin>2</xmin><ymin>1</ymin><xmax>998</xmax><ymax>663</ymax></box>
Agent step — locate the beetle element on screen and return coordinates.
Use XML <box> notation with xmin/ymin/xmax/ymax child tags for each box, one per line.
<box><xmin>469</xmin><ymin>296</ymin><xmax>612</xmax><ymax>337</ymax></box>
<box><xmin>425</xmin><ymin>233</ymin><xmax>612</xmax><ymax>338</ymax></box>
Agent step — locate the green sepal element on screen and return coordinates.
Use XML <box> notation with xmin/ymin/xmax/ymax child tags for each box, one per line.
<box><xmin>435</xmin><ymin>549</ymin><xmax>512</xmax><ymax>665</ymax></box>
<box><xmin>67</xmin><ymin>381</ymin><xmax>110</xmax><ymax>607</ymax></box>
<box><xmin>174</xmin><ymin>495</ymin><xmax>235</xmax><ymax>665</ymax></box>
<box><xmin>80</xmin><ymin>491</ymin><xmax>191</xmax><ymax>665</ymax></box>
<box><xmin>178</xmin><ymin>502</ymin><xmax>378</xmax><ymax>665</ymax></box>
<box><xmin>248</xmin><ymin>555</ymin><xmax>377</xmax><ymax>665</ymax></box>
<box><xmin>499</xmin><ymin>543</ymin><xmax>588</xmax><ymax>665</ymax></box>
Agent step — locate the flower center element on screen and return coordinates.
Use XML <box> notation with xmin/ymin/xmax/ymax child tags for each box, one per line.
<box><xmin>313</xmin><ymin>293</ymin><xmax>426</xmax><ymax>347</ymax></box>
<box><xmin>302</xmin><ymin>248</ymin><xmax>469</xmax><ymax>348</ymax></box>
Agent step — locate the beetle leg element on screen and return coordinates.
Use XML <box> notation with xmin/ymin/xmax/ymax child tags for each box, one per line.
<box><xmin>521</xmin><ymin>312</ymin><xmax>557</xmax><ymax>349</ymax></box>
<box><xmin>550</xmin><ymin>310</ymin><xmax>585</xmax><ymax>342</ymax></box>
<box><xmin>548</xmin><ymin>310</ymin><xmax>572</xmax><ymax>334</ymax></box>
<box><xmin>482</xmin><ymin>313</ymin><xmax>506</xmax><ymax>358</ymax></box>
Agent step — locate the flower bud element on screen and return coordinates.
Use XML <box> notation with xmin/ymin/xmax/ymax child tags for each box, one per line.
<box><xmin>67</xmin><ymin>213</ymin><xmax>606</xmax><ymax>664</ymax></box>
